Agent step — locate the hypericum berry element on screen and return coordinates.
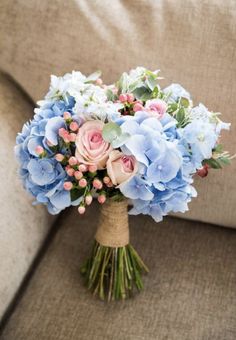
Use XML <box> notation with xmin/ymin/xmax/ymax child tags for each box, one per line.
<box><xmin>63</xmin><ymin>181</ymin><xmax>73</xmax><ymax>191</ymax></box>
<box><xmin>66</xmin><ymin>168</ymin><xmax>75</xmax><ymax>177</ymax></box>
<box><xmin>197</xmin><ymin>164</ymin><xmax>209</xmax><ymax>178</ymax></box>
<box><xmin>35</xmin><ymin>145</ymin><xmax>44</xmax><ymax>155</ymax></box>
<box><xmin>74</xmin><ymin>171</ymin><xmax>83</xmax><ymax>180</ymax></box>
<box><xmin>88</xmin><ymin>164</ymin><xmax>97</xmax><ymax>173</ymax></box>
<box><xmin>119</xmin><ymin>93</ymin><xmax>128</xmax><ymax>103</ymax></box>
<box><xmin>98</xmin><ymin>194</ymin><xmax>106</xmax><ymax>204</ymax></box>
<box><xmin>58</xmin><ymin>128</ymin><xmax>67</xmax><ymax>137</ymax></box>
<box><xmin>79</xmin><ymin>178</ymin><xmax>87</xmax><ymax>188</ymax></box>
<box><xmin>78</xmin><ymin>164</ymin><xmax>88</xmax><ymax>172</ymax></box>
<box><xmin>59</xmin><ymin>128</ymin><xmax>70</xmax><ymax>143</ymax></box>
<box><xmin>103</xmin><ymin>176</ymin><xmax>111</xmax><ymax>184</ymax></box>
<box><xmin>69</xmin><ymin>122</ymin><xmax>79</xmax><ymax>132</ymax></box>
<box><xmin>85</xmin><ymin>194</ymin><xmax>93</xmax><ymax>206</ymax></box>
<box><xmin>69</xmin><ymin>133</ymin><xmax>77</xmax><ymax>142</ymax></box>
<box><xmin>133</xmin><ymin>102</ymin><xmax>144</xmax><ymax>112</ymax></box>
<box><xmin>127</xmin><ymin>93</ymin><xmax>134</xmax><ymax>103</ymax></box>
<box><xmin>63</xmin><ymin>111</ymin><xmax>71</xmax><ymax>120</ymax></box>
<box><xmin>55</xmin><ymin>153</ymin><xmax>64</xmax><ymax>162</ymax></box>
<box><xmin>78</xmin><ymin>205</ymin><xmax>86</xmax><ymax>214</ymax></box>
<box><xmin>93</xmin><ymin>178</ymin><xmax>103</xmax><ymax>190</ymax></box>
<box><xmin>96</xmin><ymin>78</ymin><xmax>103</xmax><ymax>86</ymax></box>
<box><xmin>68</xmin><ymin>157</ymin><xmax>78</xmax><ymax>166</ymax></box>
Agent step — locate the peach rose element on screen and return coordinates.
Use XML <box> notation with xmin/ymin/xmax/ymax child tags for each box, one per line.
<box><xmin>75</xmin><ymin>120</ymin><xmax>113</xmax><ymax>169</ymax></box>
<box><xmin>107</xmin><ymin>150</ymin><xmax>138</xmax><ymax>185</ymax></box>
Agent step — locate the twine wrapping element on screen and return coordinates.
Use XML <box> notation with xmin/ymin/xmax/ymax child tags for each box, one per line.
<box><xmin>95</xmin><ymin>199</ymin><xmax>129</xmax><ymax>248</ymax></box>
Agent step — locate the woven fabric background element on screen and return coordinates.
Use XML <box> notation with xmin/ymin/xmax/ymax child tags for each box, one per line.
<box><xmin>0</xmin><ymin>74</ymin><xmax>55</xmax><ymax>319</ymax></box>
<box><xmin>2</xmin><ymin>204</ymin><xmax>236</xmax><ymax>340</ymax></box>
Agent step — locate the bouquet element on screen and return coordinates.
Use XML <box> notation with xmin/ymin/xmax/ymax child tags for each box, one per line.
<box><xmin>15</xmin><ymin>67</ymin><xmax>231</xmax><ymax>301</ymax></box>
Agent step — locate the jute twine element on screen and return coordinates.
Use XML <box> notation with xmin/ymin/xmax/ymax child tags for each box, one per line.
<box><xmin>95</xmin><ymin>199</ymin><xmax>129</xmax><ymax>248</ymax></box>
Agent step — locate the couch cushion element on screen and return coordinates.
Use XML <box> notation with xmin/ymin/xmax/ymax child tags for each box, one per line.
<box><xmin>1</xmin><ymin>204</ymin><xmax>236</xmax><ymax>340</ymax></box>
<box><xmin>0</xmin><ymin>73</ymin><xmax>56</xmax><ymax>320</ymax></box>
<box><xmin>0</xmin><ymin>0</ymin><xmax>236</xmax><ymax>228</ymax></box>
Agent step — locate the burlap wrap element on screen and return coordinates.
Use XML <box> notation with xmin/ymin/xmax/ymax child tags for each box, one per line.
<box><xmin>95</xmin><ymin>199</ymin><xmax>129</xmax><ymax>248</ymax></box>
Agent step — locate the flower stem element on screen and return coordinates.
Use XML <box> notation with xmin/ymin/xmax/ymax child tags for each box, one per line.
<box><xmin>81</xmin><ymin>240</ymin><xmax>148</xmax><ymax>301</ymax></box>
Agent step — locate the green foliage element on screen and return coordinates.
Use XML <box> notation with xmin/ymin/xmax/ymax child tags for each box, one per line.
<box><xmin>70</xmin><ymin>188</ymin><xmax>85</xmax><ymax>201</ymax></box>
<box><xmin>102</xmin><ymin>122</ymin><xmax>130</xmax><ymax>148</ymax></box>
<box><xmin>106</xmin><ymin>88</ymin><xmax>117</xmax><ymax>102</ymax></box>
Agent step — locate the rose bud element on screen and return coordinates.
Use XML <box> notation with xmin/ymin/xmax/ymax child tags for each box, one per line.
<box><xmin>107</xmin><ymin>150</ymin><xmax>138</xmax><ymax>185</ymax></box>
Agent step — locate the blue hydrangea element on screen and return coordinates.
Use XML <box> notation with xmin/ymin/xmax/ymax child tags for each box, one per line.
<box><xmin>115</xmin><ymin>112</ymin><xmax>198</xmax><ymax>222</ymax></box>
<box><xmin>15</xmin><ymin>97</ymin><xmax>75</xmax><ymax>214</ymax></box>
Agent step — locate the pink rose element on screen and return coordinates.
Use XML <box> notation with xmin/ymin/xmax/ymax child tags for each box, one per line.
<box><xmin>75</xmin><ymin>120</ymin><xmax>113</xmax><ymax>169</ymax></box>
<box><xmin>107</xmin><ymin>150</ymin><xmax>138</xmax><ymax>185</ymax></box>
<box><xmin>145</xmin><ymin>99</ymin><xmax>168</xmax><ymax>118</ymax></box>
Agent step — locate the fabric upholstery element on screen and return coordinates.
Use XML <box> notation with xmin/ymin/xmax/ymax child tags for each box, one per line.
<box><xmin>0</xmin><ymin>73</ymin><xmax>55</xmax><ymax>320</ymax></box>
<box><xmin>0</xmin><ymin>0</ymin><xmax>236</xmax><ymax>228</ymax></box>
<box><xmin>2</xmin><ymin>204</ymin><xmax>236</xmax><ymax>340</ymax></box>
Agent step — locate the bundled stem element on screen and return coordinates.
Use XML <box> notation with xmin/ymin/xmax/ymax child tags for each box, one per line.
<box><xmin>81</xmin><ymin>199</ymin><xmax>148</xmax><ymax>300</ymax></box>
<box><xmin>81</xmin><ymin>241</ymin><xmax>149</xmax><ymax>301</ymax></box>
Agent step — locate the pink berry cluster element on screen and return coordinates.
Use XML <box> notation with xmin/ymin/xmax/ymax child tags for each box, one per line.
<box><xmin>35</xmin><ymin>111</ymin><xmax>116</xmax><ymax>215</ymax></box>
<box><xmin>118</xmin><ymin>93</ymin><xmax>144</xmax><ymax>115</ymax></box>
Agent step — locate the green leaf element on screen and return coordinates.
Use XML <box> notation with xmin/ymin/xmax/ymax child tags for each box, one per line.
<box><xmin>133</xmin><ymin>87</ymin><xmax>152</xmax><ymax>101</ymax></box>
<box><xmin>168</xmin><ymin>103</ymin><xmax>178</xmax><ymax>113</ymax></box>
<box><xmin>117</xmin><ymin>72</ymin><xmax>129</xmax><ymax>92</ymax></box>
<box><xmin>176</xmin><ymin>108</ymin><xmax>185</xmax><ymax>124</ymax></box>
<box><xmin>204</xmin><ymin>158</ymin><xmax>222</xmax><ymax>169</ymax></box>
<box><xmin>128</xmin><ymin>80</ymin><xmax>143</xmax><ymax>93</ymax></box>
<box><xmin>146</xmin><ymin>75</ymin><xmax>157</xmax><ymax>91</ymax></box>
<box><xmin>106</xmin><ymin>89</ymin><xmax>116</xmax><ymax>101</ymax></box>
<box><xmin>102</xmin><ymin>122</ymin><xmax>130</xmax><ymax>147</ymax></box>
<box><xmin>85</xmin><ymin>70</ymin><xmax>102</xmax><ymax>83</ymax></box>
<box><xmin>219</xmin><ymin>156</ymin><xmax>231</xmax><ymax>165</ymax></box>
<box><xmin>102</xmin><ymin>122</ymin><xmax>122</xmax><ymax>142</ymax></box>
<box><xmin>70</xmin><ymin>188</ymin><xmax>84</xmax><ymax>201</ymax></box>
<box><xmin>214</xmin><ymin>144</ymin><xmax>223</xmax><ymax>153</ymax></box>
<box><xmin>111</xmin><ymin>133</ymin><xmax>130</xmax><ymax>148</ymax></box>
<box><xmin>180</xmin><ymin>97</ymin><xmax>190</xmax><ymax>108</ymax></box>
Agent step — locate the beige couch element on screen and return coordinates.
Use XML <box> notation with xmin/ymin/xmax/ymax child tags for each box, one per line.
<box><xmin>0</xmin><ymin>1</ymin><xmax>236</xmax><ymax>339</ymax></box>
